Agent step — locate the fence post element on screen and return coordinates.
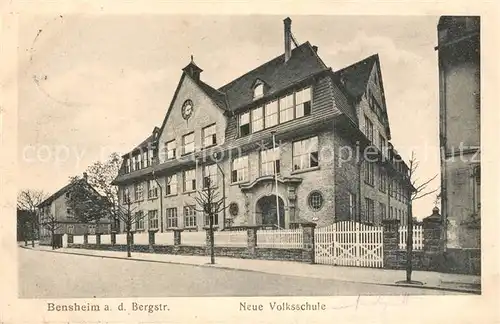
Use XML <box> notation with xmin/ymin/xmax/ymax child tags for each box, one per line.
<box><xmin>173</xmin><ymin>229</ymin><xmax>183</xmax><ymax>245</ymax></box>
<box><xmin>247</xmin><ymin>226</ymin><xmax>257</xmax><ymax>257</ymax></box>
<box><xmin>382</xmin><ymin>219</ymin><xmax>400</xmax><ymax>269</ymax></box>
<box><xmin>422</xmin><ymin>208</ymin><xmax>444</xmax><ymax>271</ymax></box>
<box><xmin>301</xmin><ymin>222</ymin><xmax>316</xmax><ymax>264</ymax></box>
<box><xmin>83</xmin><ymin>233</ymin><xmax>88</xmax><ymax>245</ymax></box>
<box><xmin>96</xmin><ymin>233</ymin><xmax>101</xmax><ymax>246</ymax></box>
<box><xmin>148</xmin><ymin>229</ymin><xmax>157</xmax><ymax>252</ymax></box>
<box><xmin>111</xmin><ymin>231</ymin><xmax>116</xmax><ymax>245</ymax></box>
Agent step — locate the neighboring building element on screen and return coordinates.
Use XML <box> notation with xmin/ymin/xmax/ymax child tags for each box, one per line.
<box><xmin>112</xmin><ymin>17</ymin><xmax>412</xmax><ymax>233</ymax></box>
<box><xmin>436</xmin><ymin>16</ymin><xmax>480</xmax><ymax>251</ymax></box>
<box><xmin>37</xmin><ymin>173</ymin><xmax>112</xmax><ymax>238</ymax></box>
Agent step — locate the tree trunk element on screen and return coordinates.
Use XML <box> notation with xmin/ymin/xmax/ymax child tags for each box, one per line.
<box><xmin>31</xmin><ymin>220</ymin><xmax>35</xmax><ymax>247</ymax></box>
<box><xmin>51</xmin><ymin>228</ymin><xmax>55</xmax><ymax>250</ymax></box>
<box><xmin>126</xmin><ymin>229</ymin><xmax>131</xmax><ymax>258</ymax></box>
<box><xmin>406</xmin><ymin>201</ymin><xmax>413</xmax><ymax>282</ymax></box>
<box><xmin>209</xmin><ymin>216</ymin><xmax>215</xmax><ymax>264</ymax></box>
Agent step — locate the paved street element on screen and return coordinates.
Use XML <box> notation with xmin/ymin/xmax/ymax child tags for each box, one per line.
<box><xmin>18</xmin><ymin>248</ymin><xmax>465</xmax><ymax>298</ymax></box>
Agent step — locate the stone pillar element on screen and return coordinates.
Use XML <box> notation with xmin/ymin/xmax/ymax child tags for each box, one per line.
<box><xmin>96</xmin><ymin>233</ymin><xmax>101</xmax><ymax>246</ymax></box>
<box><xmin>382</xmin><ymin>219</ymin><xmax>400</xmax><ymax>269</ymax></box>
<box><xmin>173</xmin><ymin>229</ymin><xmax>183</xmax><ymax>245</ymax></box>
<box><xmin>422</xmin><ymin>207</ymin><xmax>444</xmax><ymax>271</ymax></box>
<box><xmin>83</xmin><ymin>233</ymin><xmax>88</xmax><ymax>245</ymax></box>
<box><xmin>111</xmin><ymin>232</ymin><xmax>116</xmax><ymax>245</ymax></box>
<box><xmin>68</xmin><ymin>234</ymin><xmax>74</xmax><ymax>244</ymax></box>
<box><xmin>247</xmin><ymin>226</ymin><xmax>257</xmax><ymax>257</ymax></box>
<box><xmin>148</xmin><ymin>229</ymin><xmax>157</xmax><ymax>252</ymax></box>
<box><xmin>301</xmin><ymin>222</ymin><xmax>316</xmax><ymax>264</ymax></box>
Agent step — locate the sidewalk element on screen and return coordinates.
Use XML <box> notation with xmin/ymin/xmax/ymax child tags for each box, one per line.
<box><xmin>26</xmin><ymin>245</ymin><xmax>481</xmax><ymax>294</ymax></box>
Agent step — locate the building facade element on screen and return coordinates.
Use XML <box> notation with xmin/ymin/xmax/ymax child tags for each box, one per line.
<box><xmin>112</xmin><ymin>17</ymin><xmax>412</xmax><ymax>233</ymax></box>
<box><xmin>436</xmin><ymin>16</ymin><xmax>480</xmax><ymax>250</ymax></box>
<box><xmin>37</xmin><ymin>174</ymin><xmax>112</xmax><ymax>238</ymax></box>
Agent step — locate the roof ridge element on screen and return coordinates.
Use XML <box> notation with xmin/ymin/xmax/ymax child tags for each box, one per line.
<box><xmin>218</xmin><ymin>42</ymin><xmax>311</xmax><ymax>92</ymax></box>
<box><xmin>335</xmin><ymin>53</ymin><xmax>378</xmax><ymax>73</ymax></box>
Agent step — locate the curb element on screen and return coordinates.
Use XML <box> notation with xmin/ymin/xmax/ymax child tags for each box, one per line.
<box><xmin>23</xmin><ymin>247</ymin><xmax>480</xmax><ymax>294</ymax></box>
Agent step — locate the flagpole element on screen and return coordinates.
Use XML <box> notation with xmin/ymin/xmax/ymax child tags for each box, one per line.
<box><xmin>271</xmin><ymin>131</ymin><xmax>280</xmax><ymax>229</ymax></box>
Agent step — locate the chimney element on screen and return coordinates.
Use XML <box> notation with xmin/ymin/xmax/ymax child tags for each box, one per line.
<box><xmin>83</xmin><ymin>172</ymin><xmax>88</xmax><ymax>182</ymax></box>
<box><xmin>284</xmin><ymin>17</ymin><xmax>292</xmax><ymax>62</ymax></box>
<box><xmin>312</xmin><ymin>45</ymin><xmax>318</xmax><ymax>53</ymax></box>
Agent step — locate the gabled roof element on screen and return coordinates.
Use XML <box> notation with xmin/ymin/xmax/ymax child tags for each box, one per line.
<box><xmin>197</xmin><ymin>79</ymin><xmax>228</xmax><ymax>111</ymax></box>
<box><xmin>335</xmin><ymin>54</ymin><xmax>378</xmax><ymax>100</ymax></box>
<box><xmin>218</xmin><ymin>42</ymin><xmax>327</xmax><ymax>111</ymax></box>
<box><xmin>37</xmin><ymin>179</ymin><xmax>103</xmax><ymax>208</ymax></box>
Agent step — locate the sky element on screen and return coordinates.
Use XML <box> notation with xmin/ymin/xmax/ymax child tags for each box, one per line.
<box><xmin>18</xmin><ymin>15</ymin><xmax>441</xmax><ymax>219</ymax></box>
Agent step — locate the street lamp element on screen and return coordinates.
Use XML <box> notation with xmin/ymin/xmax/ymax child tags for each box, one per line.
<box><xmin>212</xmin><ymin>151</ymin><xmax>227</xmax><ymax>229</ymax></box>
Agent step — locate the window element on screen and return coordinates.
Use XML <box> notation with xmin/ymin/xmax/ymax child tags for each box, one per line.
<box><xmin>265</xmin><ymin>100</ymin><xmax>278</xmax><ymax>128</ymax></box>
<box><xmin>183</xmin><ymin>205</ymin><xmax>197</xmax><ymax>228</ymax></box>
<box><xmin>295</xmin><ymin>87</ymin><xmax>312</xmax><ymax>118</ymax></box>
<box><xmin>379</xmin><ymin>134</ymin><xmax>386</xmax><ymax>152</ymax></box>
<box><xmin>182</xmin><ymin>133</ymin><xmax>195</xmax><ymax>155</ymax></box>
<box><xmin>67</xmin><ymin>225</ymin><xmax>74</xmax><ymax>234</ymax></box>
<box><xmin>133</xmin><ymin>155</ymin><xmax>141</xmax><ymax>171</ymax></box>
<box><xmin>65</xmin><ymin>192</ymin><xmax>70</xmax><ymax>199</ymax></box>
<box><xmin>390</xmin><ymin>207</ymin><xmax>394</xmax><ymax>219</ymax></box>
<box><xmin>148</xmin><ymin>179</ymin><xmax>158</xmax><ymax>199</ymax></box>
<box><xmin>260</xmin><ymin>147</ymin><xmax>280</xmax><ymax>176</ymax></box>
<box><xmin>380</xmin><ymin>202</ymin><xmax>387</xmax><ymax>220</ymax></box>
<box><xmin>365</xmin><ymin>198</ymin><xmax>374</xmax><ymax>223</ymax></box>
<box><xmin>66</xmin><ymin>208</ymin><xmax>73</xmax><ymax>218</ymax></box>
<box><xmin>364</xmin><ymin>115</ymin><xmax>374</xmax><ymax>143</ymax></box>
<box><xmin>122</xmin><ymin>187</ymin><xmax>130</xmax><ymax>204</ymax></box>
<box><xmin>379</xmin><ymin>168</ymin><xmax>386</xmax><ymax>192</ymax></box>
<box><xmin>254</xmin><ymin>83</ymin><xmax>264</xmax><ymax>99</ymax></box>
<box><xmin>166</xmin><ymin>208</ymin><xmax>178</xmax><ymax>228</ymax></box>
<box><xmin>204</xmin><ymin>211</ymin><xmax>219</xmax><ymax>226</ymax></box>
<box><xmin>364</xmin><ymin>162</ymin><xmax>374</xmax><ymax>186</ymax></box>
<box><xmin>203</xmin><ymin>164</ymin><xmax>218</xmax><ymax>188</ymax></box>
<box><xmin>279</xmin><ymin>93</ymin><xmax>294</xmax><ymax>123</ymax></box>
<box><xmin>124</xmin><ymin>158</ymin><xmax>130</xmax><ymax>173</ymax></box>
<box><xmin>251</xmin><ymin>107</ymin><xmax>264</xmax><ymax>133</ymax></box>
<box><xmin>149</xmin><ymin>149</ymin><xmax>155</xmax><ymax>166</ymax></box>
<box><xmin>203</xmin><ymin>124</ymin><xmax>217</xmax><ymax>147</ymax></box>
<box><xmin>308</xmin><ymin>191</ymin><xmax>324</xmax><ymax>211</ymax></box>
<box><xmin>183</xmin><ymin>169</ymin><xmax>196</xmax><ymax>192</ymax></box>
<box><xmin>142</xmin><ymin>151</ymin><xmax>149</xmax><ymax>168</ymax></box>
<box><xmin>293</xmin><ymin>136</ymin><xmax>319</xmax><ymax>171</ymax></box>
<box><xmin>134</xmin><ymin>182</ymin><xmax>144</xmax><ymax>201</ymax></box>
<box><xmin>135</xmin><ymin>211</ymin><xmax>144</xmax><ymax>230</ymax></box>
<box><xmin>165</xmin><ymin>140</ymin><xmax>176</xmax><ymax>160</ymax></box>
<box><xmin>148</xmin><ymin>210</ymin><xmax>159</xmax><ymax>230</ymax></box>
<box><xmin>239</xmin><ymin>112</ymin><xmax>250</xmax><ymax>136</ymax></box>
<box><xmin>166</xmin><ymin>174</ymin><xmax>177</xmax><ymax>195</ymax></box>
<box><xmin>349</xmin><ymin>192</ymin><xmax>356</xmax><ymax>220</ymax></box>
<box><xmin>231</xmin><ymin>156</ymin><xmax>249</xmax><ymax>183</ymax></box>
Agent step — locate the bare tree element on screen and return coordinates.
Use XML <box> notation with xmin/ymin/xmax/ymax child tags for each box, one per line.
<box><xmin>403</xmin><ymin>151</ymin><xmax>439</xmax><ymax>283</ymax></box>
<box><xmin>114</xmin><ymin>192</ymin><xmax>146</xmax><ymax>257</ymax></box>
<box><xmin>191</xmin><ymin>177</ymin><xmax>227</xmax><ymax>264</ymax></box>
<box><xmin>17</xmin><ymin>189</ymin><xmax>48</xmax><ymax>247</ymax></box>
<box><xmin>39</xmin><ymin>213</ymin><xmax>63</xmax><ymax>250</ymax></box>
<box><xmin>85</xmin><ymin>153</ymin><xmax>122</xmax><ymax>232</ymax></box>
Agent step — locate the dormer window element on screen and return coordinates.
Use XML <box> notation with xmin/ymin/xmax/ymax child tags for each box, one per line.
<box><xmin>254</xmin><ymin>84</ymin><xmax>264</xmax><ymax>99</ymax></box>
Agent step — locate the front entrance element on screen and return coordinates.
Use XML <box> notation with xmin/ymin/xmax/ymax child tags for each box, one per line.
<box><xmin>256</xmin><ymin>195</ymin><xmax>285</xmax><ymax>228</ymax></box>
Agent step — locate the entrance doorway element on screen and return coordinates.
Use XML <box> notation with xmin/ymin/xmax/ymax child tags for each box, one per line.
<box><xmin>256</xmin><ymin>195</ymin><xmax>285</xmax><ymax>228</ymax></box>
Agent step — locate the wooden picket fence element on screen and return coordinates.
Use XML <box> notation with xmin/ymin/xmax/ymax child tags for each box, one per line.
<box><xmin>398</xmin><ymin>225</ymin><xmax>424</xmax><ymax>250</ymax></box>
<box><xmin>256</xmin><ymin>228</ymin><xmax>303</xmax><ymax>249</ymax></box>
<box><xmin>315</xmin><ymin>221</ymin><xmax>384</xmax><ymax>268</ymax></box>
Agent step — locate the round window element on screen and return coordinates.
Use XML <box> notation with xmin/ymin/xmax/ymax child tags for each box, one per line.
<box><xmin>229</xmin><ymin>202</ymin><xmax>239</xmax><ymax>216</ymax></box>
<box><xmin>308</xmin><ymin>191</ymin><xmax>324</xmax><ymax>211</ymax></box>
